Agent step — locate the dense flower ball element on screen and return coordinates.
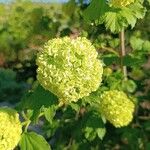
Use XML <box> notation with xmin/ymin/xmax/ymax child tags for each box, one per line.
<box><xmin>109</xmin><ymin>0</ymin><xmax>135</xmax><ymax>7</ymax></box>
<box><xmin>0</xmin><ymin>107</ymin><xmax>22</xmax><ymax>150</ymax></box>
<box><xmin>100</xmin><ymin>90</ymin><xmax>135</xmax><ymax>127</ymax></box>
<box><xmin>36</xmin><ymin>37</ymin><xmax>103</xmax><ymax>103</ymax></box>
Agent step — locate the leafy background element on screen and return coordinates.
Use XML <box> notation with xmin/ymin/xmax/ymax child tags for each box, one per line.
<box><xmin>0</xmin><ymin>0</ymin><xmax>150</xmax><ymax>149</ymax></box>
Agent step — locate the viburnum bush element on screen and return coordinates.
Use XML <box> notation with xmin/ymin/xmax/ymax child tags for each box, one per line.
<box><xmin>1</xmin><ymin>0</ymin><xmax>149</xmax><ymax>150</ymax></box>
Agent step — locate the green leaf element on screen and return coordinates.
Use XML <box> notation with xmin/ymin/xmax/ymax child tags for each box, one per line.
<box><xmin>84</xmin><ymin>127</ymin><xmax>96</xmax><ymax>141</ymax></box>
<box><xmin>69</xmin><ymin>102</ymin><xmax>80</xmax><ymax>112</ymax></box>
<box><xmin>108</xmin><ymin>38</ymin><xmax>120</xmax><ymax>48</ymax></box>
<box><xmin>143</xmin><ymin>40</ymin><xmax>150</xmax><ymax>52</ymax></box>
<box><xmin>18</xmin><ymin>85</ymin><xmax>58</xmax><ymax>110</ymax></box>
<box><xmin>147</xmin><ymin>0</ymin><xmax>150</xmax><ymax>5</ymax></box>
<box><xmin>17</xmin><ymin>85</ymin><xmax>58</xmax><ymax>123</ymax></box>
<box><xmin>103</xmin><ymin>10</ymin><xmax>125</xmax><ymax>33</ymax></box>
<box><xmin>96</xmin><ymin>128</ymin><xmax>106</xmax><ymax>140</ymax></box>
<box><xmin>83</xmin><ymin>0</ymin><xmax>109</xmax><ymax>21</ymax></box>
<box><xmin>130</xmin><ymin>36</ymin><xmax>144</xmax><ymax>50</ymax></box>
<box><xmin>99</xmin><ymin>1</ymin><xmax>146</xmax><ymax>33</ymax></box>
<box><xmin>43</xmin><ymin>106</ymin><xmax>56</xmax><ymax>124</ymax></box>
<box><xmin>123</xmin><ymin>55</ymin><xmax>145</xmax><ymax>66</ymax></box>
<box><xmin>102</xmin><ymin>54</ymin><xmax>120</xmax><ymax>65</ymax></box>
<box><xmin>121</xmin><ymin>7</ymin><xmax>136</xmax><ymax>28</ymax></box>
<box><xmin>128</xmin><ymin>2</ymin><xmax>146</xmax><ymax>19</ymax></box>
<box><xmin>19</xmin><ymin>132</ymin><xmax>51</xmax><ymax>150</ymax></box>
<box><xmin>83</xmin><ymin>111</ymin><xmax>106</xmax><ymax>141</ymax></box>
<box><xmin>146</xmin><ymin>143</ymin><xmax>150</xmax><ymax>150</ymax></box>
<box><xmin>122</xmin><ymin>80</ymin><xmax>137</xmax><ymax>93</ymax></box>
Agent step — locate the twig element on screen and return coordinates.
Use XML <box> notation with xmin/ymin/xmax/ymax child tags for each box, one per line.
<box><xmin>101</xmin><ymin>46</ymin><xmax>119</xmax><ymax>56</ymax></box>
<box><xmin>138</xmin><ymin>116</ymin><xmax>150</xmax><ymax>120</ymax></box>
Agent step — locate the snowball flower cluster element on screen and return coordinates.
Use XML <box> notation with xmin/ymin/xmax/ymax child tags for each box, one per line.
<box><xmin>36</xmin><ymin>37</ymin><xmax>103</xmax><ymax>103</ymax></box>
<box><xmin>0</xmin><ymin>107</ymin><xmax>22</xmax><ymax>150</ymax></box>
<box><xmin>109</xmin><ymin>0</ymin><xmax>135</xmax><ymax>7</ymax></box>
<box><xmin>100</xmin><ymin>90</ymin><xmax>135</xmax><ymax>128</ymax></box>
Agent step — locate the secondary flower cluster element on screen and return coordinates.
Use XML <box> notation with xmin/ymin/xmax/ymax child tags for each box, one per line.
<box><xmin>37</xmin><ymin>37</ymin><xmax>103</xmax><ymax>103</ymax></box>
<box><xmin>100</xmin><ymin>90</ymin><xmax>135</xmax><ymax>127</ymax></box>
<box><xmin>109</xmin><ymin>0</ymin><xmax>135</xmax><ymax>7</ymax></box>
<box><xmin>0</xmin><ymin>108</ymin><xmax>22</xmax><ymax>150</ymax></box>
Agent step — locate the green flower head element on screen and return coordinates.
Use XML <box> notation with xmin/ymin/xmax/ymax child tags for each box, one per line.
<box><xmin>109</xmin><ymin>0</ymin><xmax>135</xmax><ymax>7</ymax></box>
<box><xmin>100</xmin><ymin>90</ymin><xmax>135</xmax><ymax>128</ymax></box>
<box><xmin>0</xmin><ymin>107</ymin><xmax>22</xmax><ymax>150</ymax></box>
<box><xmin>36</xmin><ymin>37</ymin><xmax>103</xmax><ymax>103</ymax></box>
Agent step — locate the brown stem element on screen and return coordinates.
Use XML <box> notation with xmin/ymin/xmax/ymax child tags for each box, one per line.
<box><xmin>120</xmin><ymin>29</ymin><xmax>127</xmax><ymax>80</ymax></box>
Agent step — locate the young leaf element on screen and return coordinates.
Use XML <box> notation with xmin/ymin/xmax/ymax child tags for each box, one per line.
<box><xmin>43</xmin><ymin>106</ymin><xmax>56</xmax><ymax>124</ymax></box>
<box><xmin>104</xmin><ymin>10</ymin><xmax>126</xmax><ymax>33</ymax></box>
<box><xmin>96</xmin><ymin>128</ymin><xmax>106</xmax><ymax>140</ymax></box>
<box><xmin>99</xmin><ymin>1</ymin><xmax>146</xmax><ymax>33</ymax></box>
<box><xmin>121</xmin><ymin>7</ymin><xmax>137</xmax><ymax>28</ymax></box>
<box><xmin>122</xmin><ymin>80</ymin><xmax>137</xmax><ymax>93</ymax></box>
<box><xmin>19</xmin><ymin>132</ymin><xmax>51</xmax><ymax>150</ymax></box>
<box><xmin>128</xmin><ymin>2</ymin><xmax>146</xmax><ymax>19</ymax></box>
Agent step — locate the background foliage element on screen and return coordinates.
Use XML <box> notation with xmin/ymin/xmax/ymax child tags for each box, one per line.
<box><xmin>0</xmin><ymin>0</ymin><xmax>150</xmax><ymax>150</ymax></box>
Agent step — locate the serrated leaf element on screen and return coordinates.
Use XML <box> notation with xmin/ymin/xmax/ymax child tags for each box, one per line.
<box><xmin>129</xmin><ymin>2</ymin><xmax>146</xmax><ymax>19</ymax></box>
<box><xmin>19</xmin><ymin>132</ymin><xmax>51</xmax><ymax>150</ymax></box>
<box><xmin>121</xmin><ymin>7</ymin><xmax>136</xmax><ymax>28</ymax></box>
<box><xmin>104</xmin><ymin>10</ymin><xmax>125</xmax><ymax>33</ymax></box>
<box><xmin>83</xmin><ymin>0</ymin><xmax>109</xmax><ymax>21</ymax></box>
<box><xmin>99</xmin><ymin>1</ymin><xmax>146</xmax><ymax>33</ymax></box>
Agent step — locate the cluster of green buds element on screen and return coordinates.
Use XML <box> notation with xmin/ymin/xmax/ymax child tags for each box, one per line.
<box><xmin>100</xmin><ymin>90</ymin><xmax>135</xmax><ymax>127</ymax></box>
<box><xmin>36</xmin><ymin>37</ymin><xmax>103</xmax><ymax>103</ymax></box>
<box><xmin>0</xmin><ymin>108</ymin><xmax>22</xmax><ymax>150</ymax></box>
<box><xmin>108</xmin><ymin>0</ymin><xmax>135</xmax><ymax>7</ymax></box>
